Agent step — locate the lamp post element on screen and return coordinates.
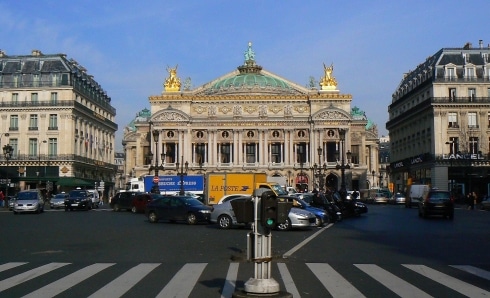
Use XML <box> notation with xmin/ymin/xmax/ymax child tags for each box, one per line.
<box><xmin>379</xmin><ymin>172</ymin><xmax>383</xmax><ymax>188</ymax></box>
<box><xmin>3</xmin><ymin>143</ymin><xmax>13</xmax><ymax>206</ymax></box>
<box><xmin>38</xmin><ymin>140</ymin><xmax>47</xmax><ymax>188</ymax></box>
<box><xmin>176</xmin><ymin>156</ymin><xmax>188</xmax><ymax>195</ymax></box>
<box><xmin>314</xmin><ymin>146</ymin><xmax>327</xmax><ymax>191</ymax></box>
<box><xmin>149</xmin><ymin>130</ymin><xmax>166</xmax><ymax>194</ymax></box>
<box><xmin>336</xmin><ymin>129</ymin><xmax>351</xmax><ymax>199</ymax></box>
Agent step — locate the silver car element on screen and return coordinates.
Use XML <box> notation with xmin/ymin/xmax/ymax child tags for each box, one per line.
<box><xmin>210</xmin><ymin>197</ymin><xmax>316</xmax><ymax>231</ymax></box>
<box><xmin>51</xmin><ymin>193</ymin><xmax>69</xmax><ymax>209</ymax></box>
<box><xmin>13</xmin><ymin>189</ymin><xmax>45</xmax><ymax>214</ymax></box>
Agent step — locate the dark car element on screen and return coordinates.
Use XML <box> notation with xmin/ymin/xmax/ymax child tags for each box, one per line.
<box><xmin>145</xmin><ymin>196</ymin><xmax>212</xmax><ymax>224</ymax></box>
<box><xmin>131</xmin><ymin>193</ymin><xmax>162</xmax><ymax>213</ymax></box>
<box><xmin>418</xmin><ymin>189</ymin><xmax>454</xmax><ymax>219</ymax></box>
<box><xmin>65</xmin><ymin>189</ymin><xmax>92</xmax><ymax>211</ymax></box>
<box><xmin>332</xmin><ymin>192</ymin><xmax>368</xmax><ymax>217</ymax></box>
<box><xmin>110</xmin><ymin>191</ymin><xmax>145</xmax><ymax>212</ymax></box>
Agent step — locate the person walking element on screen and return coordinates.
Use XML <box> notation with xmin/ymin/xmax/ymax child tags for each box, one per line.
<box><xmin>0</xmin><ymin>190</ymin><xmax>4</xmax><ymax>207</ymax></box>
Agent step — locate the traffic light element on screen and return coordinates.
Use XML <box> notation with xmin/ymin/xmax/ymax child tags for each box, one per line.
<box><xmin>261</xmin><ymin>191</ymin><xmax>277</xmax><ymax>228</ymax></box>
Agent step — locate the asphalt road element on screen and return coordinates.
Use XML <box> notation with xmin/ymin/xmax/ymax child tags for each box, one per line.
<box><xmin>0</xmin><ymin>203</ymin><xmax>489</xmax><ymax>297</ymax></box>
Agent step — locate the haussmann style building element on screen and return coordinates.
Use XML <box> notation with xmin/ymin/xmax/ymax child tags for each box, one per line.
<box><xmin>0</xmin><ymin>50</ymin><xmax>118</xmax><ymax>198</ymax></box>
<box><xmin>122</xmin><ymin>43</ymin><xmax>381</xmax><ymax>203</ymax></box>
<box><xmin>387</xmin><ymin>40</ymin><xmax>490</xmax><ymax>200</ymax></box>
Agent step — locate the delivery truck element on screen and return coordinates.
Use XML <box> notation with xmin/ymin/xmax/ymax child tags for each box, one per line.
<box><xmin>126</xmin><ymin>175</ymin><xmax>204</xmax><ymax>196</ymax></box>
<box><xmin>206</xmin><ymin>172</ymin><xmax>287</xmax><ymax>204</ymax></box>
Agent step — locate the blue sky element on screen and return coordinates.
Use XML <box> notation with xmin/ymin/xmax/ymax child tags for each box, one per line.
<box><xmin>1</xmin><ymin>0</ymin><xmax>489</xmax><ymax>150</ymax></box>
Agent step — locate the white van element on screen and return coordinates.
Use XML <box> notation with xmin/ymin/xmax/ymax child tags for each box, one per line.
<box><xmin>406</xmin><ymin>184</ymin><xmax>429</xmax><ymax>208</ymax></box>
<box><xmin>87</xmin><ymin>189</ymin><xmax>101</xmax><ymax>208</ymax></box>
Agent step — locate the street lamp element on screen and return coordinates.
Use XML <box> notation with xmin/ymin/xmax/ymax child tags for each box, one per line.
<box><xmin>38</xmin><ymin>140</ymin><xmax>47</xmax><ymax>188</ymax></box>
<box><xmin>149</xmin><ymin>130</ymin><xmax>166</xmax><ymax>194</ymax></box>
<box><xmin>3</xmin><ymin>143</ymin><xmax>13</xmax><ymax>205</ymax></box>
<box><xmin>336</xmin><ymin>128</ymin><xmax>351</xmax><ymax>199</ymax></box>
<box><xmin>313</xmin><ymin>146</ymin><xmax>327</xmax><ymax>191</ymax></box>
<box><xmin>379</xmin><ymin>172</ymin><xmax>383</xmax><ymax>188</ymax></box>
<box><xmin>371</xmin><ymin>170</ymin><xmax>375</xmax><ymax>188</ymax></box>
<box><xmin>176</xmin><ymin>156</ymin><xmax>188</xmax><ymax>195</ymax></box>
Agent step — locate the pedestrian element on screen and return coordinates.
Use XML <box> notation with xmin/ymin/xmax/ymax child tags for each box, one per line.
<box><xmin>0</xmin><ymin>190</ymin><xmax>4</xmax><ymax>207</ymax></box>
<box><xmin>471</xmin><ymin>191</ymin><xmax>477</xmax><ymax>210</ymax></box>
<box><xmin>467</xmin><ymin>192</ymin><xmax>474</xmax><ymax>210</ymax></box>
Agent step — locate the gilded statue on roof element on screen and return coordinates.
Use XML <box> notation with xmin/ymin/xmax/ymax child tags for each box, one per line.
<box><xmin>319</xmin><ymin>62</ymin><xmax>338</xmax><ymax>90</ymax></box>
<box><xmin>164</xmin><ymin>65</ymin><xmax>181</xmax><ymax>92</ymax></box>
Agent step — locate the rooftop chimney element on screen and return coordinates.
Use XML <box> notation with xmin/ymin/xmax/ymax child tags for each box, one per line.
<box><xmin>479</xmin><ymin>40</ymin><xmax>483</xmax><ymax>49</ymax></box>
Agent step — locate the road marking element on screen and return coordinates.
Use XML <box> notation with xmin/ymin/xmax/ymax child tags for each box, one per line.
<box><xmin>22</xmin><ymin>263</ymin><xmax>115</xmax><ymax>298</ymax></box>
<box><xmin>277</xmin><ymin>263</ymin><xmax>300</xmax><ymax>298</ymax></box>
<box><xmin>403</xmin><ymin>264</ymin><xmax>490</xmax><ymax>298</ymax></box>
<box><xmin>0</xmin><ymin>262</ymin><xmax>27</xmax><ymax>273</ymax></box>
<box><xmin>451</xmin><ymin>265</ymin><xmax>490</xmax><ymax>281</ymax></box>
<box><xmin>283</xmin><ymin>223</ymin><xmax>333</xmax><ymax>258</ymax></box>
<box><xmin>355</xmin><ymin>264</ymin><xmax>432</xmax><ymax>298</ymax></box>
<box><xmin>221</xmin><ymin>263</ymin><xmax>238</xmax><ymax>298</ymax></box>
<box><xmin>0</xmin><ymin>263</ymin><xmax>70</xmax><ymax>292</ymax></box>
<box><xmin>156</xmin><ymin>263</ymin><xmax>207</xmax><ymax>298</ymax></box>
<box><xmin>307</xmin><ymin>263</ymin><xmax>365</xmax><ymax>298</ymax></box>
<box><xmin>88</xmin><ymin>263</ymin><xmax>160</xmax><ymax>298</ymax></box>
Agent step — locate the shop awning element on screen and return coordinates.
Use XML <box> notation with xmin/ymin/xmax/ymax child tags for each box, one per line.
<box><xmin>57</xmin><ymin>177</ymin><xmax>94</xmax><ymax>187</ymax></box>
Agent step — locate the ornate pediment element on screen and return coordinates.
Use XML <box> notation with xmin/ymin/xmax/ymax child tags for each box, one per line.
<box><xmin>312</xmin><ymin>109</ymin><xmax>350</xmax><ymax>121</ymax></box>
<box><xmin>153</xmin><ymin>110</ymin><xmax>189</xmax><ymax>122</ymax></box>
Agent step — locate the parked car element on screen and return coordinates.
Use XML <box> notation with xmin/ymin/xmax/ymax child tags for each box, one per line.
<box><xmin>481</xmin><ymin>196</ymin><xmax>490</xmax><ymax>211</ymax></box>
<box><xmin>65</xmin><ymin>189</ymin><xmax>92</xmax><ymax>211</ymax></box>
<box><xmin>332</xmin><ymin>192</ymin><xmax>368</xmax><ymax>217</ymax></box>
<box><xmin>12</xmin><ymin>189</ymin><xmax>45</xmax><ymax>214</ymax></box>
<box><xmin>87</xmin><ymin>189</ymin><xmax>101</xmax><ymax>208</ymax></box>
<box><xmin>7</xmin><ymin>195</ymin><xmax>16</xmax><ymax>210</ymax></box>
<box><xmin>276</xmin><ymin>207</ymin><xmax>316</xmax><ymax>231</ymax></box>
<box><xmin>110</xmin><ymin>191</ymin><xmax>145</xmax><ymax>212</ymax></box>
<box><xmin>418</xmin><ymin>189</ymin><xmax>454</xmax><ymax>219</ymax></box>
<box><xmin>50</xmin><ymin>193</ymin><xmax>69</xmax><ymax>209</ymax></box>
<box><xmin>286</xmin><ymin>197</ymin><xmax>329</xmax><ymax>227</ymax></box>
<box><xmin>389</xmin><ymin>193</ymin><xmax>406</xmax><ymax>205</ymax></box>
<box><xmin>210</xmin><ymin>197</ymin><xmax>253</xmax><ymax>229</ymax></box>
<box><xmin>373</xmin><ymin>192</ymin><xmax>389</xmax><ymax>204</ymax></box>
<box><xmin>131</xmin><ymin>193</ymin><xmax>162</xmax><ymax>213</ymax></box>
<box><xmin>146</xmin><ymin>196</ymin><xmax>212</xmax><ymax>224</ymax></box>
<box><xmin>217</xmin><ymin>194</ymin><xmax>252</xmax><ymax>205</ymax></box>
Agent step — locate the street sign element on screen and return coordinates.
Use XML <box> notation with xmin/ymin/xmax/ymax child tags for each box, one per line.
<box><xmin>152</xmin><ymin>176</ymin><xmax>159</xmax><ymax>183</ymax></box>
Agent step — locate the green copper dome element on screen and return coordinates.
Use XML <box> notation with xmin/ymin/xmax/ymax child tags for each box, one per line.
<box><xmin>205</xmin><ymin>42</ymin><xmax>295</xmax><ymax>95</ymax></box>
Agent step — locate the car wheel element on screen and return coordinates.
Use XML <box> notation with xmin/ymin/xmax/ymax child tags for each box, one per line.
<box><xmin>186</xmin><ymin>213</ymin><xmax>197</xmax><ymax>225</ymax></box>
<box><xmin>113</xmin><ymin>204</ymin><xmax>120</xmax><ymax>212</ymax></box>
<box><xmin>276</xmin><ymin>218</ymin><xmax>291</xmax><ymax>231</ymax></box>
<box><xmin>131</xmin><ymin>206</ymin><xmax>137</xmax><ymax>213</ymax></box>
<box><xmin>217</xmin><ymin>215</ymin><xmax>233</xmax><ymax>229</ymax></box>
<box><xmin>315</xmin><ymin>216</ymin><xmax>323</xmax><ymax>227</ymax></box>
<box><xmin>148</xmin><ymin>211</ymin><xmax>158</xmax><ymax>223</ymax></box>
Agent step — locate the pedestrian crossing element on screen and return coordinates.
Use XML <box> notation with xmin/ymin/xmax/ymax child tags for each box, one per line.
<box><xmin>0</xmin><ymin>261</ymin><xmax>489</xmax><ymax>297</ymax></box>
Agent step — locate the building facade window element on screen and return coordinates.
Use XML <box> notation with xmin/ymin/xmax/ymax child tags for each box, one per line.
<box><xmin>29</xmin><ymin>138</ymin><xmax>37</xmax><ymax>157</ymax></box>
<box><xmin>50</xmin><ymin>92</ymin><xmax>58</xmax><ymax>104</ymax></box>
<box><xmin>9</xmin><ymin>115</ymin><xmax>19</xmax><ymax>131</ymax></box>
<box><xmin>12</xmin><ymin>93</ymin><xmax>18</xmax><ymax>104</ymax></box>
<box><xmin>29</xmin><ymin>114</ymin><xmax>38</xmax><ymax>130</ymax></box>
<box><xmin>448</xmin><ymin>112</ymin><xmax>458</xmax><ymax>128</ymax></box>
<box><xmin>449</xmin><ymin>88</ymin><xmax>456</xmax><ymax>100</ymax></box>
<box><xmin>270</xmin><ymin>143</ymin><xmax>281</xmax><ymax>163</ymax></box>
<box><xmin>48</xmin><ymin>138</ymin><xmax>57</xmax><ymax>156</ymax></box>
<box><xmin>31</xmin><ymin>93</ymin><xmax>38</xmax><ymax>103</ymax></box>
<box><xmin>9</xmin><ymin>139</ymin><xmax>18</xmax><ymax>157</ymax></box>
<box><xmin>246</xmin><ymin>143</ymin><xmax>256</xmax><ymax>163</ymax></box>
<box><xmin>469</xmin><ymin>137</ymin><xmax>479</xmax><ymax>154</ymax></box>
<box><xmin>220</xmin><ymin>143</ymin><xmax>231</xmax><ymax>163</ymax></box>
<box><xmin>468</xmin><ymin>112</ymin><xmax>477</xmax><ymax>128</ymax></box>
<box><xmin>468</xmin><ymin>88</ymin><xmax>476</xmax><ymax>100</ymax></box>
<box><xmin>446</xmin><ymin>67</ymin><xmax>456</xmax><ymax>80</ymax></box>
<box><xmin>49</xmin><ymin>114</ymin><xmax>58</xmax><ymax>130</ymax></box>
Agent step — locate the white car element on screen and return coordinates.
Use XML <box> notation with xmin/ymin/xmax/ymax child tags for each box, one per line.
<box><xmin>13</xmin><ymin>189</ymin><xmax>45</xmax><ymax>214</ymax></box>
<box><xmin>216</xmin><ymin>194</ymin><xmax>252</xmax><ymax>205</ymax></box>
<box><xmin>87</xmin><ymin>189</ymin><xmax>101</xmax><ymax>208</ymax></box>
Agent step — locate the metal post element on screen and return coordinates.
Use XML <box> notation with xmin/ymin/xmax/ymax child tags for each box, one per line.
<box><xmin>177</xmin><ymin>156</ymin><xmax>188</xmax><ymax>195</ymax></box>
<box><xmin>3</xmin><ymin>143</ymin><xmax>13</xmax><ymax>206</ymax></box>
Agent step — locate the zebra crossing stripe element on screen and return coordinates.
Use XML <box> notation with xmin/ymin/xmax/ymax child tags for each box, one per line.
<box><xmin>0</xmin><ymin>262</ymin><xmax>70</xmax><ymax>293</ymax></box>
<box><xmin>221</xmin><ymin>262</ymin><xmax>239</xmax><ymax>298</ymax></box>
<box><xmin>22</xmin><ymin>263</ymin><xmax>115</xmax><ymax>298</ymax></box>
<box><xmin>355</xmin><ymin>264</ymin><xmax>432</xmax><ymax>298</ymax></box>
<box><xmin>403</xmin><ymin>264</ymin><xmax>490</xmax><ymax>298</ymax></box>
<box><xmin>307</xmin><ymin>263</ymin><xmax>366</xmax><ymax>298</ymax></box>
<box><xmin>88</xmin><ymin>263</ymin><xmax>160</xmax><ymax>298</ymax></box>
<box><xmin>277</xmin><ymin>263</ymin><xmax>301</xmax><ymax>298</ymax></box>
<box><xmin>155</xmin><ymin>263</ymin><xmax>207</xmax><ymax>298</ymax></box>
<box><xmin>0</xmin><ymin>262</ymin><xmax>27</xmax><ymax>273</ymax></box>
<box><xmin>451</xmin><ymin>265</ymin><xmax>490</xmax><ymax>281</ymax></box>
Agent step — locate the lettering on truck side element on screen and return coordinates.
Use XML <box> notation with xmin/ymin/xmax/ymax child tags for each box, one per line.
<box><xmin>210</xmin><ymin>185</ymin><xmax>240</xmax><ymax>191</ymax></box>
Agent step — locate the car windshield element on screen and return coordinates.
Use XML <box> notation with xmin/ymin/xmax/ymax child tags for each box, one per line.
<box><xmin>16</xmin><ymin>192</ymin><xmax>37</xmax><ymax>200</ymax></box>
<box><xmin>69</xmin><ymin>190</ymin><xmax>86</xmax><ymax>197</ymax></box>
<box><xmin>270</xmin><ymin>184</ymin><xmax>288</xmax><ymax>195</ymax></box>
<box><xmin>54</xmin><ymin>194</ymin><xmax>67</xmax><ymax>199</ymax></box>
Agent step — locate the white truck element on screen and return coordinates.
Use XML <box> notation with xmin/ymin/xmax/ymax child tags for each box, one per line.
<box><xmin>406</xmin><ymin>184</ymin><xmax>429</xmax><ymax>208</ymax></box>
